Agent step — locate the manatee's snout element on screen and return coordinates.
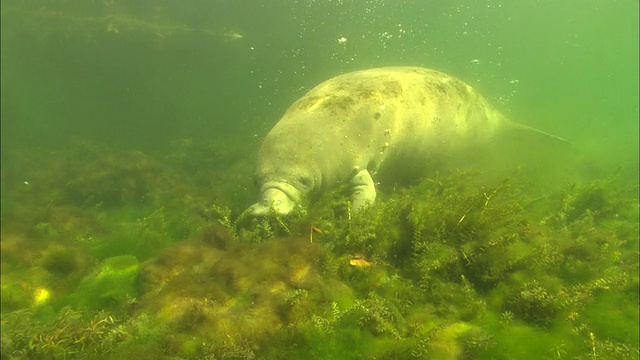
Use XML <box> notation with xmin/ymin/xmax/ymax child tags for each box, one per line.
<box><xmin>250</xmin><ymin>188</ymin><xmax>296</xmax><ymax>215</ymax></box>
<box><xmin>250</xmin><ymin>182</ymin><xmax>301</xmax><ymax>216</ymax></box>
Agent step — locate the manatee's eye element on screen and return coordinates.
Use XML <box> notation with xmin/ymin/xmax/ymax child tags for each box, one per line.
<box><xmin>298</xmin><ymin>176</ymin><xmax>312</xmax><ymax>189</ymax></box>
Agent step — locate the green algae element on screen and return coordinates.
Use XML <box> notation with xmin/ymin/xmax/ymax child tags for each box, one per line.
<box><xmin>1</xmin><ymin>140</ymin><xmax>637</xmax><ymax>359</ymax></box>
<box><xmin>68</xmin><ymin>255</ymin><xmax>140</xmax><ymax>310</ymax></box>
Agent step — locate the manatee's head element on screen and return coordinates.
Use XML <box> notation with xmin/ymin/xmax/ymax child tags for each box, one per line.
<box><xmin>250</xmin><ymin>163</ymin><xmax>318</xmax><ymax>216</ymax></box>
<box><xmin>250</xmin><ymin>121</ymin><xmax>323</xmax><ymax>216</ymax></box>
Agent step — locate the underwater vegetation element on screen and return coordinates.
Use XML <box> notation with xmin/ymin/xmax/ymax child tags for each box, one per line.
<box><xmin>1</xmin><ymin>139</ymin><xmax>638</xmax><ymax>360</ymax></box>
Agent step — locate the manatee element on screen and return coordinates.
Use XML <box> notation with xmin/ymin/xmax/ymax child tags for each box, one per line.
<box><xmin>250</xmin><ymin>66</ymin><xmax>569</xmax><ymax>215</ymax></box>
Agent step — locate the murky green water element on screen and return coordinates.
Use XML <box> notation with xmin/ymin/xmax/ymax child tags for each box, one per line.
<box><xmin>1</xmin><ymin>1</ymin><xmax>638</xmax><ymax>359</ymax></box>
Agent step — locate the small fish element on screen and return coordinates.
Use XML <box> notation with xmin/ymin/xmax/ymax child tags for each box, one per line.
<box><xmin>349</xmin><ymin>255</ymin><xmax>372</xmax><ymax>268</ymax></box>
<box><xmin>223</xmin><ymin>30</ymin><xmax>243</xmax><ymax>40</ymax></box>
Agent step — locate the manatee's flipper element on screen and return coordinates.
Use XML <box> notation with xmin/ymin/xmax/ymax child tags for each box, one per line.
<box><xmin>350</xmin><ymin>169</ymin><xmax>376</xmax><ymax>211</ymax></box>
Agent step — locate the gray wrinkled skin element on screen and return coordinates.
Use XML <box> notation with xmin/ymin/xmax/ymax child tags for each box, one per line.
<box><xmin>250</xmin><ymin>67</ymin><xmax>511</xmax><ymax>215</ymax></box>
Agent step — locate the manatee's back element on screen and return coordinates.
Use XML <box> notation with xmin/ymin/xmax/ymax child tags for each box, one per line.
<box><xmin>256</xmin><ymin>67</ymin><xmax>509</xmax><ymax>187</ymax></box>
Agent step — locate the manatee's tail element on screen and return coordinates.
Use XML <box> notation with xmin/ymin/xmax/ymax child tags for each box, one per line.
<box><xmin>506</xmin><ymin>121</ymin><xmax>573</xmax><ymax>145</ymax></box>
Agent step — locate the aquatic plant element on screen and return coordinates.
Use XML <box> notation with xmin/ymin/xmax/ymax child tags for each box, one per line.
<box><xmin>69</xmin><ymin>255</ymin><xmax>140</xmax><ymax>310</ymax></box>
<box><xmin>1</xmin><ymin>138</ymin><xmax>637</xmax><ymax>359</ymax></box>
<box><xmin>38</xmin><ymin>244</ymin><xmax>88</xmax><ymax>276</ymax></box>
<box><xmin>0</xmin><ymin>307</ymin><xmax>132</xmax><ymax>359</ymax></box>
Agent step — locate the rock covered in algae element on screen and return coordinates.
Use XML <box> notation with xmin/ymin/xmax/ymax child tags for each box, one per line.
<box><xmin>70</xmin><ymin>255</ymin><xmax>140</xmax><ymax>309</ymax></box>
<box><xmin>134</xmin><ymin>226</ymin><xmax>359</xmax><ymax>350</ymax></box>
